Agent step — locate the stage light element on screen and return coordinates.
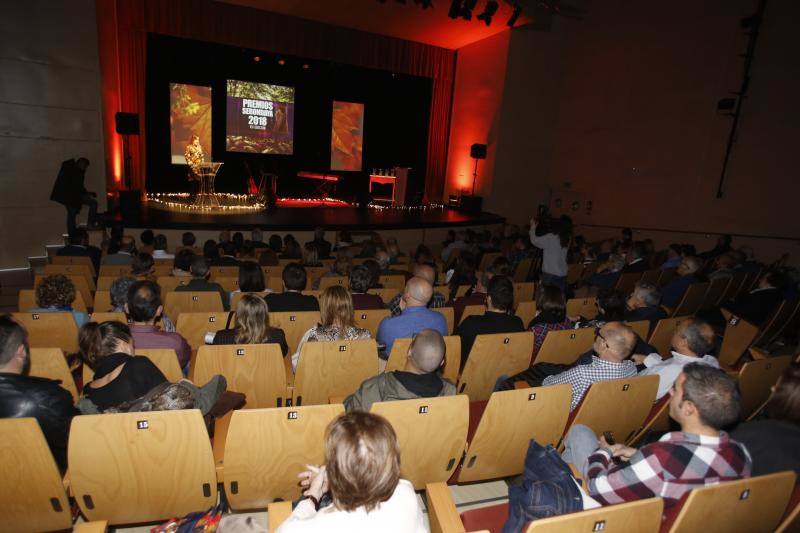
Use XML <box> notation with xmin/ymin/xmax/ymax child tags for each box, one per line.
<box><xmin>448</xmin><ymin>0</ymin><xmax>462</xmax><ymax>19</ymax></box>
<box><xmin>460</xmin><ymin>0</ymin><xmax>478</xmax><ymax>20</ymax></box>
<box><xmin>277</xmin><ymin>59</ymin><xmax>286</xmax><ymax>65</ymax></box>
<box><xmin>507</xmin><ymin>3</ymin><xmax>522</xmax><ymax>27</ymax></box>
<box><xmin>476</xmin><ymin>1</ymin><xmax>499</xmax><ymax>25</ymax></box>
<box><xmin>302</xmin><ymin>63</ymin><xmax>310</xmax><ymax>70</ymax></box>
<box><xmin>253</xmin><ymin>55</ymin><xmax>261</xmax><ymax>62</ymax></box>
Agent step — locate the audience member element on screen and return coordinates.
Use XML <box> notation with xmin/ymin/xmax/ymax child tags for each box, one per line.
<box><xmin>660</xmin><ymin>244</ymin><xmax>683</xmax><ymax>271</ymax></box>
<box><xmin>219</xmin><ymin>230</ymin><xmax>231</xmax><ymax>244</ymax></box>
<box><xmin>282</xmin><ymin>239</ymin><xmax>302</xmax><ymax>260</ymax></box>
<box><xmin>636</xmin><ymin>317</ymin><xmax>719</xmax><ymax>399</ymax></box>
<box><xmin>104</xmin><ymin>235</ymin><xmax>136</xmax><ymax>265</ymax></box>
<box><xmin>130</xmin><ymin>252</ymin><xmax>155</xmax><ymax>279</ymax></box>
<box><xmin>179</xmin><ymin>231</ymin><xmax>200</xmax><ymax>255</ymax></box>
<box><xmin>700</xmin><ymin>234</ymin><xmax>732</xmax><ymax>260</ymax></box>
<box><xmin>31</xmin><ymin>274</ymin><xmax>90</xmax><ymax>327</ymax></box>
<box><xmin>212</xmin><ymin>294</ymin><xmax>288</xmax><ymax>355</ymax></box>
<box><xmin>232</xmin><ymin>231</ymin><xmax>245</xmax><ymax>254</ymax></box>
<box><xmin>724</xmin><ymin>270</ymin><xmax>784</xmax><ymax>325</ymax></box>
<box><xmin>125</xmin><ymin>281</ymin><xmax>192</xmax><ymax>369</ymax></box>
<box><xmin>307</xmin><ymin>227</ymin><xmax>332</xmax><ymax>259</ymax></box>
<box><xmin>446</xmin><ymin>254</ymin><xmax>478</xmax><ymax>303</ymax></box>
<box><xmin>109</xmin><ymin>276</ymin><xmax>137</xmax><ymax>312</ymax></box>
<box><xmin>314</xmin><ymin>252</ymin><xmax>352</xmax><ymax>289</ymax></box>
<box><xmin>621</xmin><ymin>242</ymin><xmax>649</xmax><ymax>273</ymax></box>
<box><xmin>139</xmin><ymin>229</ymin><xmax>155</xmax><ymax>255</ymax></box>
<box><xmin>442</xmin><ymin>230</ymin><xmax>469</xmax><ymax>264</ymax></box>
<box><xmin>375</xmin><ymin>250</ymin><xmax>407</xmax><ymax>277</ymax></box>
<box><xmin>235</xmin><ymin>260</ymin><xmax>266</xmax><ymax>293</ymax></box>
<box><xmin>79</xmin><ymin>320</ymin><xmax>168</xmax><ymax>412</ymax></box>
<box><xmin>268</xmin><ymin>234</ymin><xmax>283</xmax><ymax>255</ymax></box>
<box><xmin>530</xmin><ymin>215</ymin><xmax>571</xmax><ymax>290</ymax></box>
<box><xmin>388</xmin><ymin>263</ymin><xmax>446</xmax><ymax>316</ymax></box>
<box><xmin>377</xmin><ymin>277</ymin><xmax>448</xmax><ymax>360</ymax></box>
<box><xmin>277</xmin><ymin>411</ymin><xmax>425</xmax><ymax>532</ymax></box>
<box><xmin>542</xmin><ymin>322</ymin><xmax>637</xmax><ymax>410</ymax></box>
<box><xmin>363</xmin><ymin>259</ymin><xmax>383</xmax><ymax>289</ymax></box>
<box><xmin>266</xmin><ymin>263</ymin><xmax>320</xmax><ymax>312</ymax></box>
<box><xmin>57</xmin><ymin>228</ymin><xmax>101</xmax><ymax>273</ymax></box>
<box><xmin>172</xmin><ymin>249</ymin><xmax>195</xmax><ymax>277</ymax></box>
<box><xmin>563</xmin><ymin>363</ymin><xmax>750</xmax><ymax>508</ymax></box>
<box><xmin>345</xmin><ymin>329</ymin><xmax>456</xmax><ymax>412</ymax></box>
<box><xmin>175</xmin><ymin>256</ymin><xmax>229</xmax><ymax>310</ymax></box>
<box><xmin>152</xmin><ymin>234</ymin><xmax>173</xmax><ymax>259</ymax></box>
<box><xmin>707</xmin><ymin>253</ymin><xmax>736</xmax><ymax>281</ymax></box>
<box><xmin>349</xmin><ymin>265</ymin><xmax>384</xmax><ymax>310</ymax></box>
<box><xmin>212</xmin><ymin>241</ymin><xmax>241</xmax><ymax>267</ymax></box>
<box><xmin>732</xmin><ymin>364</ymin><xmax>800</xmax><ymax>476</ymax></box>
<box><xmin>527</xmin><ymin>285</ymin><xmax>575</xmax><ymax>360</ymax></box>
<box><xmin>203</xmin><ymin>239</ymin><xmax>220</xmax><ymax>260</ymax></box>
<box><xmin>335</xmin><ymin>229</ymin><xmax>353</xmax><ymax>250</ymax></box>
<box><xmin>624</xmin><ymin>282</ymin><xmax>667</xmax><ymax>331</ymax></box>
<box><xmin>249</xmin><ymin>228</ymin><xmax>268</xmax><ymax>249</ymax></box>
<box><xmin>0</xmin><ymin>315</ymin><xmax>78</xmax><ymax>470</ymax></box>
<box><xmin>455</xmin><ymin>276</ymin><xmax>525</xmax><ymax>367</ymax></box>
<box><xmin>292</xmin><ymin>286</ymin><xmax>371</xmax><ymax>371</ymax></box>
<box><xmin>302</xmin><ymin>242</ymin><xmax>322</xmax><ymax>266</ymax></box>
<box><xmin>588</xmin><ymin>254</ymin><xmax>625</xmax><ymax>290</ymax></box>
<box><xmin>660</xmin><ymin>256</ymin><xmax>701</xmax><ymax>308</ymax></box>
<box><xmin>507</xmin><ymin>236</ymin><xmax>536</xmax><ymax>278</ymax></box>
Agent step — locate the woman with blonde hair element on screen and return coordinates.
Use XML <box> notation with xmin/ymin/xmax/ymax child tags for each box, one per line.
<box><xmin>277</xmin><ymin>411</ymin><xmax>425</xmax><ymax>532</ymax></box>
<box><xmin>291</xmin><ymin>285</ymin><xmax>371</xmax><ymax>371</ymax></box>
<box><xmin>212</xmin><ymin>294</ymin><xmax>288</xmax><ymax>355</ymax></box>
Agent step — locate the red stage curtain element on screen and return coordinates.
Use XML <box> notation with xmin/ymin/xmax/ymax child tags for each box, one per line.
<box><xmin>96</xmin><ymin>0</ymin><xmax>455</xmax><ymax>203</ymax></box>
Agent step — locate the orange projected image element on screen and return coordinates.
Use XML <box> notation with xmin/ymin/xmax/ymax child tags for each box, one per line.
<box><xmin>331</xmin><ymin>101</ymin><xmax>364</xmax><ymax>171</ymax></box>
<box><xmin>170</xmin><ymin>83</ymin><xmax>212</xmax><ymax>164</ymax></box>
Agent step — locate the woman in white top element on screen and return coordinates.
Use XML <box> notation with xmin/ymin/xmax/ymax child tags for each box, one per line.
<box><xmin>529</xmin><ymin>214</ymin><xmax>572</xmax><ymax>291</ymax></box>
<box><xmin>277</xmin><ymin>411</ymin><xmax>426</xmax><ymax>533</ymax></box>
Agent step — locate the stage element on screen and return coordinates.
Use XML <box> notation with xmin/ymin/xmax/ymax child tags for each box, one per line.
<box><xmin>122</xmin><ymin>198</ymin><xmax>505</xmax><ymax>231</ymax></box>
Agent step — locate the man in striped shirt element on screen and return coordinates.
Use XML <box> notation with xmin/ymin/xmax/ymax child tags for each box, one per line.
<box><xmin>563</xmin><ymin>363</ymin><xmax>751</xmax><ymax>508</ymax></box>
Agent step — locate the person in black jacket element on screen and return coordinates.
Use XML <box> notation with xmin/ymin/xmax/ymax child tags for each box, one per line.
<box><xmin>265</xmin><ymin>263</ymin><xmax>320</xmax><ymax>312</ymax></box>
<box><xmin>50</xmin><ymin>157</ymin><xmax>99</xmax><ymax>234</ymax></box>
<box><xmin>212</xmin><ymin>294</ymin><xmax>288</xmax><ymax>356</ymax></box>
<box><xmin>57</xmin><ymin>228</ymin><xmax>102</xmax><ymax>275</ymax></box>
<box><xmin>625</xmin><ymin>282</ymin><xmax>667</xmax><ymax>334</ymax></box>
<box><xmin>454</xmin><ymin>275</ymin><xmax>525</xmax><ymax>367</ymax></box>
<box><xmin>725</xmin><ymin>271</ymin><xmax>785</xmax><ymax>326</ymax></box>
<box><xmin>0</xmin><ymin>315</ymin><xmax>78</xmax><ymax>470</ymax></box>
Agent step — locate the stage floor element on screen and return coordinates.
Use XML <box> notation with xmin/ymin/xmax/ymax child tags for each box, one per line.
<box><xmin>124</xmin><ymin>202</ymin><xmax>505</xmax><ymax>231</ymax></box>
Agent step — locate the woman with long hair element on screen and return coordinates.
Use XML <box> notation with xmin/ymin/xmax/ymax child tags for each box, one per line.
<box><xmin>277</xmin><ymin>411</ymin><xmax>425</xmax><ymax>532</ymax></box>
<box><xmin>527</xmin><ymin>284</ymin><xmax>575</xmax><ymax>359</ymax></box>
<box><xmin>291</xmin><ymin>285</ymin><xmax>371</xmax><ymax>371</ymax></box>
<box><xmin>529</xmin><ymin>214</ymin><xmax>572</xmax><ymax>291</ymax></box>
<box><xmin>212</xmin><ymin>294</ymin><xmax>287</xmax><ymax>355</ymax></box>
<box><xmin>236</xmin><ymin>261</ymin><xmax>266</xmax><ymax>293</ymax></box>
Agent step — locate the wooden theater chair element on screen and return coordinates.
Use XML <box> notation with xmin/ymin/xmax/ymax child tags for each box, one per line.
<box><xmin>12</xmin><ymin>312</ymin><xmax>79</xmax><ymax>354</ymax></box>
<box><xmin>163</xmin><ymin>291</ymin><xmax>224</xmax><ymax>321</ymax></box>
<box><xmin>28</xmin><ymin>347</ymin><xmax>79</xmax><ymax>402</ymax></box>
<box><xmin>533</xmin><ymin>327</ymin><xmax>595</xmax><ymax>365</ymax></box>
<box><xmin>18</xmin><ymin>288</ymin><xmax>88</xmax><ymax>313</ymax></box>
<box><xmin>736</xmin><ymin>355</ymin><xmax>793</xmax><ymax>420</ymax></box>
<box><xmin>175</xmin><ymin>311</ymin><xmax>232</xmax><ymax>351</ymax></box>
<box><xmin>670</xmin><ymin>282</ymin><xmax>709</xmax><ymax>317</ymax></box>
<box><xmin>384</xmin><ymin>335</ymin><xmax>461</xmax><ymax>383</ymax></box>
<box><xmin>514</xmin><ymin>300</ymin><xmax>536</xmax><ymax>328</ymax></box>
<box><xmin>647</xmin><ymin>316</ymin><xmax>688</xmax><ymax>357</ymax></box>
<box><xmin>269</xmin><ymin>310</ymin><xmax>321</xmax><ymax>355</ymax></box>
<box><xmin>458</xmin><ymin>304</ymin><xmax>487</xmax><ymax>325</ymax></box>
<box><xmin>457</xmin><ymin>332</ymin><xmax>533</xmax><ymax>401</ymax></box>
<box><xmin>292</xmin><ymin>339</ymin><xmax>379</xmax><ymax>406</ymax></box>
<box><xmin>353</xmin><ymin>308</ymin><xmax>390</xmax><ymax>338</ymax></box>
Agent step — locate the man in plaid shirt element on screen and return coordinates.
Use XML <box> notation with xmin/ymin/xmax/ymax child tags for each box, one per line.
<box><xmin>387</xmin><ymin>263</ymin><xmax>446</xmax><ymax>316</ymax></box>
<box><xmin>563</xmin><ymin>363</ymin><xmax>751</xmax><ymax>508</ymax></box>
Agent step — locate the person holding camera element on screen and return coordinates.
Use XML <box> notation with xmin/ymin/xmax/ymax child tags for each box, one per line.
<box><xmin>529</xmin><ymin>214</ymin><xmax>572</xmax><ymax>290</ymax></box>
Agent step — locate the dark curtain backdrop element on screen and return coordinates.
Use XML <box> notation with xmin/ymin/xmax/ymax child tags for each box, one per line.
<box><xmin>96</xmin><ymin>0</ymin><xmax>455</xmax><ymax>203</ymax></box>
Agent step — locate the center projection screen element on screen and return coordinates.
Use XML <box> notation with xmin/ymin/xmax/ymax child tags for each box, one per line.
<box><xmin>226</xmin><ymin>80</ymin><xmax>295</xmax><ymax>154</ymax></box>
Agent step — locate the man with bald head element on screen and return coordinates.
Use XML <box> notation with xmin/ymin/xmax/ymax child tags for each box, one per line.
<box><xmin>387</xmin><ymin>262</ymin><xmax>446</xmax><ymax>316</ymax></box>
<box><xmin>542</xmin><ymin>322</ymin><xmax>638</xmax><ymax>411</ymax></box>
<box><xmin>376</xmin><ymin>276</ymin><xmax>449</xmax><ymax>359</ymax></box>
<box><xmin>344</xmin><ymin>329</ymin><xmax>456</xmax><ymax>412</ymax></box>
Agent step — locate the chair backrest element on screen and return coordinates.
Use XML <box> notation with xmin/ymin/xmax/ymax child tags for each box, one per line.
<box><xmin>370</xmin><ymin>395</ymin><xmax>468</xmax><ymax>490</ymax></box>
<box><xmin>566</xmin><ymin>375</ymin><xmax>659</xmax><ymax>445</ymax></box>
<box><xmin>223</xmin><ymin>404</ymin><xmax>344</xmax><ymax>509</ymax></box>
<box><xmin>666</xmin><ymin>471</ymin><xmax>796</xmax><ymax>533</ymax></box>
<box><xmin>701</xmin><ymin>277</ymin><xmax>731</xmax><ymax>310</ymax></box>
<box><xmin>303</xmin><ymin>266</ymin><xmax>328</xmax><ymax>287</ymax></box>
<box><xmin>526</xmin><ymin>497</ymin><xmax>664</xmax><ymax>533</ymax></box>
<box><xmin>266</xmin><ymin>277</ymin><xmax>284</xmax><ymax>292</ymax></box>
<box><xmin>533</xmin><ymin>327</ymin><xmax>595</xmax><ymax>365</ymax></box>
<box><xmin>269</xmin><ymin>311</ymin><xmax>322</xmax><ymax>355</ymax></box>
<box><xmin>672</xmin><ymin>282</ymin><xmax>709</xmax><ymax>317</ymax></box>
<box><xmin>214</xmin><ymin>276</ymin><xmax>240</xmax><ymax>292</ymax></box>
<box><xmin>458</xmin><ymin>385</ymin><xmax>572</xmax><ymax>484</ymax></box>
<box><xmin>69</xmin><ymin>410</ymin><xmax>217</xmax><ymax>525</ymax></box>
<box><xmin>368</xmin><ymin>287</ymin><xmax>400</xmax><ymax>303</ymax></box>
<box><xmin>640</xmin><ymin>269</ymin><xmax>661</xmax><ymax>285</ymax></box>
<box><xmin>737</xmin><ymin>355</ymin><xmax>793</xmax><ymax>420</ymax></box>
<box><xmin>28</xmin><ymin>347</ymin><xmax>79</xmax><ymax>402</ymax></box>
<box><xmin>353</xmin><ymin>308</ymin><xmax>391</xmax><ymax>338</ymax></box>
<box><xmin>754</xmin><ymin>299</ymin><xmax>800</xmax><ymax>347</ymax></box>
<box><xmin>137</xmin><ymin>348</ymin><xmax>184</xmax><ymax>383</ymax></box>
<box><xmin>478</xmin><ymin>252</ymin><xmax>502</xmax><ymax>272</ymax></box>
<box><xmin>615</xmin><ymin>271</ymin><xmax>643</xmax><ymax>295</ymax></box>
<box><xmin>628</xmin><ymin>395</ymin><xmax>671</xmax><ymax>446</ymax></box>
<box><xmin>717</xmin><ymin>312</ymin><xmax>760</xmax><ymax>369</ymax></box>
<box><xmin>515</xmin><ymin>301</ymin><xmax>537</xmax><ymax>327</ymax></box>
<box><xmin>0</xmin><ymin>418</ymin><xmax>73</xmax><ymax>532</ymax></box>
<box><xmin>513</xmin><ymin>258</ymin><xmax>533</xmax><ymax>282</ymax></box>
<box><xmin>194</xmin><ymin>344</ymin><xmax>287</xmax><ymax>408</ymax></box>
<box><xmin>52</xmin><ymin>254</ymin><xmax>96</xmax><ymax>276</ymax></box>
<box><xmin>18</xmin><ymin>288</ymin><xmax>88</xmax><ymax>313</ymax></box>
<box><xmin>35</xmin><ymin>274</ymin><xmax>94</xmax><ymax>310</ymax></box>
<box><xmin>626</xmin><ymin>320</ymin><xmax>650</xmax><ymax>342</ymax></box>
<box><xmin>209</xmin><ymin>266</ymin><xmax>239</xmax><ymax>280</ymax></box>
<box><xmin>12</xmin><ymin>312</ymin><xmax>79</xmax><ymax>353</ymax></box>
<box><xmin>45</xmin><ymin>262</ymin><xmax>95</xmax><ymax>285</ymax></box>
<box><xmin>230</xmin><ymin>291</ymin><xmax>268</xmax><ymax>309</ymax></box>
<box><xmin>648</xmin><ymin>316</ymin><xmax>688</xmax><ymax>357</ymax></box>
<box><xmin>454</xmin><ymin>285</ymin><xmax>471</xmax><ymax>298</ymax></box>
<box><xmin>566</xmin><ymin>263</ymin><xmax>584</xmax><ymax>284</ymax></box>
<box><xmin>437</xmin><ymin>307</ymin><xmax>455</xmax><ymax>335</ymax></box>
<box><xmin>154</xmin><ymin>264</ymin><xmax>173</xmax><ymax>277</ymax></box>
<box><xmin>156</xmin><ymin>276</ymin><xmax>192</xmax><ymax>293</ymax></box>
<box><xmin>721</xmin><ymin>271</ymin><xmax>748</xmax><ymax>303</ymax></box>
<box><xmin>293</xmin><ymin>339</ymin><xmax>380</xmax><ymax>405</ymax></box>
<box><xmin>776</xmin><ymin>483</ymin><xmax>800</xmax><ymax>533</ymax></box>
<box><xmin>175</xmin><ymin>311</ymin><xmax>232</xmax><ymax>350</ymax></box>
<box><xmin>379</xmin><ymin>274</ymin><xmax>406</xmax><ymax>289</ymax></box>
<box><xmin>99</xmin><ymin>265</ymin><xmax>131</xmax><ymax>278</ymax></box>
<box><xmin>384</xmin><ymin>335</ymin><xmax>461</xmax><ymax>385</ymax></box>
<box><xmin>459</xmin><ymin>304</ymin><xmax>487</xmax><ymax>325</ymax></box>
<box><xmin>317</xmin><ymin>275</ymin><xmax>348</xmax><ymax>290</ymax></box>
<box><xmin>513</xmin><ymin>282</ymin><xmax>535</xmax><ymax>304</ymax></box>
<box><xmin>458</xmin><ymin>332</ymin><xmax>534</xmax><ymax>401</ymax></box>
<box><xmin>95</xmin><ymin>276</ymin><xmax>117</xmax><ymax>291</ymax></box>
<box><xmin>92</xmin><ymin>290</ymin><xmax>112</xmax><ymax>312</ymax></box>
<box><xmin>164</xmin><ymin>291</ymin><xmax>224</xmax><ymax>321</ymax></box>
<box><xmin>566</xmin><ymin>297</ymin><xmax>597</xmax><ymax>319</ymax></box>
<box><xmin>90</xmin><ymin>311</ymin><xmax>128</xmax><ymax>324</ymax></box>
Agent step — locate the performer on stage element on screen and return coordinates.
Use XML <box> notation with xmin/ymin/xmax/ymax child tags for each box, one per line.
<box><xmin>185</xmin><ymin>135</ymin><xmax>204</xmax><ymax>198</ymax></box>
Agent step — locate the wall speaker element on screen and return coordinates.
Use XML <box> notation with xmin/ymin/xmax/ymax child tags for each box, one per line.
<box><xmin>470</xmin><ymin>143</ymin><xmax>487</xmax><ymax>159</ymax></box>
<box><xmin>115</xmin><ymin>112</ymin><xmax>140</xmax><ymax>135</ymax></box>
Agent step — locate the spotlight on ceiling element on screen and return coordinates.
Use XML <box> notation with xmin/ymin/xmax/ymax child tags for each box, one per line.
<box><xmin>460</xmin><ymin>0</ymin><xmax>478</xmax><ymax>20</ymax></box>
<box><xmin>277</xmin><ymin>59</ymin><xmax>286</xmax><ymax>65</ymax></box>
<box><xmin>448</xmin><ymin>0</ymin><xmax>462</xmax><ymax>19</ymax></box>
<box><xmin>302</xmin><ymin>63</ymin><xmax>310</xmax><ymax>70</ymax></box>
<box><xmin>476</xmin><ymin>1</ymin><xmax>499</xmax><ymax>26</ymax></box>
<box><xmin>507</xmin><ymin>3</ymin><xmax>522</xmax><ymax>27</ymax></box>
<box><xmin>253</xmin><ymin>55</ymin><xmax>261</xmax><ymax>62</ymax></box>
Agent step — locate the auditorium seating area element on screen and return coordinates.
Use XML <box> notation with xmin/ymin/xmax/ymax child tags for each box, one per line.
<box><xmin>2</xmin><ymin>225</ymin><xmax>799</xmax><ymax>532</ymax></box>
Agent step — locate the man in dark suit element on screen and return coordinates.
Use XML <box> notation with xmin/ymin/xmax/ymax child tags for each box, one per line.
<box><xmin>210</xmin><ymin>241</ymin><xmax>240</xmax><ymax>267</ymax></box>
<box><xmin>625</xmin><ymin>281</ymin><xmax>667</xmax><ymax>333</ymax></box>
<box><xmin>661</xmin><ymin>256</ymin><xmax>701</xmax><ymax>308</ymax></box>
<box><xmin>265</xmin><ymin>263</ymin><xmax>320</xmax><ymax>312</ymax></box>
<box><xmin>306</xmin><ymin>227</ymin><xmax>332</xmax><ymax>259</ymax></box>
<box><xmin>621</xmin><ymin>242</ymin><xmax>649</xmax><ymax>274</ymax></box>
<box><xmin>175</xmin><ymin>256</ymin><xmax>230</xmax><ymax>310</ymax></box>
<box><xmin>454</xmin><ymin>276</ymin><xmax>526</xmax><ymax>367</ymax></box>
<box><xmin>50</xmin><ymin>157</ymin><xmax>99</xmax><ymax>234</ymax></box>
<box><xmin>57</xmin><ymin>228</ymin><xmax>101</xmax><ymax>274</ymax></box>
<box><xmin>725</xmin><ymin>271</ymin><xmax>785</xmax><ymax>325</ymax></box>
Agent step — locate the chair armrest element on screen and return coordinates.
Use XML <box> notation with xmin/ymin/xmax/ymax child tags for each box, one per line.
<box><xmin>73</xmin><ymin>520</ymin><xmax>108</xmax><ymax>533</ymax></box>
<box><xmin>268</xmin><ymin>500</ymin><xmax>293</xmax><ymax>531</ymax></box>
<box><xmin>426</xmin><ymin>482</ymin><xmax>465</xmax><ymax>533</ymax></box>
